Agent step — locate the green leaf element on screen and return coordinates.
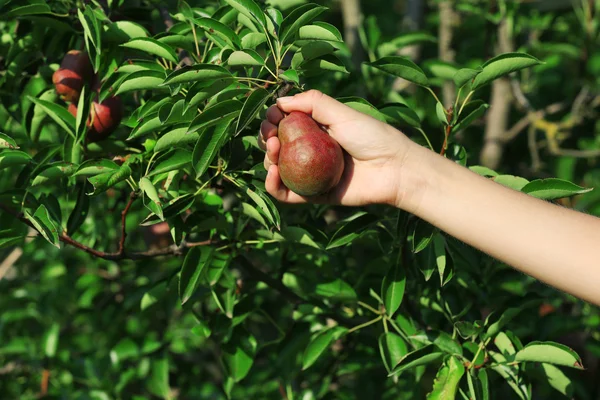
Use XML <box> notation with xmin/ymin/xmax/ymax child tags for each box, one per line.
<box><xmin>141</xmin><ymin>194</ymin><xmax>195</xmax><ymax>225</ymax></box>
<box><xmin>389</xmin><ymin>344</ymin><xmax>443</xmax><ymax>376</ymax></box>
<box><xmin>115</xmin><ymin>70</ymin><xmax>167</xmax><ymax>95</ymax></box>
<box><xmin>472</xmin><ymin>53</ymin><xmax>543</xmax><ymax>90</ymax></box>
<box><xmin>227</xmin><ymin>49</ymin><xmax>265</xmax><ymax>66</ymax></box>
<box><xmin>0</xmin><ymin>133</ymin><xmax>18</xmax><ymax>149</ymax></box>
<box><xmin>2</xmin><ymin>3</ymin><xmax>51</xmax><ymax>19</ymax></box>
<box><xmin>193</xmin><ymin>17</ymin><xmax>241</xmax><ymax>49</ymax></box>
<box><xmin>411</xmin><ymin>331</ymin><xmax>463</xmax><ymax>355</ymax></box>
<box><xmin>484</xmin><ymin>296</ymin><xmax>540</xmax><ymax>339</ymax></box>
<box><xmin>242</xmin><ymin>184</ymin><xmax>281</xmax><ymax>230</ymax></box>
<box><xmin>413</xmin><ymin>219</ymin><xmax>435</xmax><ymax>253</ymax></box>
<box><xmin>367</xmin><ymin>56</ymin><xmax>429</xmax><ymax>87</ymax></box>
<box><xmin>67</xmin><ymin>182</ymin><xmax>90</xmax><ymax>235</ymax></box>
<box><xmin>73</xmin><ymin>159</ymin><xmax>119</xmax><ymax>177</ymax></box>
<box><xmin>314</xmin><ymin>278</ymin><xmax>356</xmax><ymax>301</ymax></box>
<box><xmin>280</xmin><ymin>69</ymin><xmax>299</xmax><ymax>84</ymax></box>
<box><xmin>88</xmin><ymin>164</ymin><xmax>132</xmax><ymax>196</ymax></box>
<box><xmin>280</xmin><ymin>3</ymin><xmax>328</xmax><ymax>44</ymax></box>
<box><xmin>110</xmin><ymin>338</ymin><xmax>139</xmax><ymax>364</ymax></box>
<box><xmin>378</xmin><ymin>332</ymin><xmax>408</xmax><ymax>372</ymax></box>
<box><xmin>140</xmin><ymin>281</ymin><xmax>168</xmax><ymax>311</ymax></box>
<box><xmin>117</xmin><ymin>59</ymin><xmax>165</xmax><ymax>74</ymax></box>
<box><xmin>521</xmin><ymin>178</ymin><xmax>593</xmax><ymax>200</ymax></box>
<box><xmin>432</xmin><ymin>233</ymin><xmax>446</xmax><ymax>286</ymax></box>
<box><xmin>541</xmin><ymin>363</ymin><xmax>573</xmax><ymax>397</ymax></box>
<box><xmin>381</xmin><ymin>251</ymin><xmax>406</xmax><ymax>317</ymax></box>
<box><xmin>223</xmin><ymin>0</ymin><xmax>267</xmax><ymax>30</ymax></box>
<box><xmin>298</xmin><ymin>22</ymin><xmax>342</xmax><ymax>42</ymax></box>
<box><xmin>121</xmin><ymin>37</ymin><xmax>178</xmax><ymax>63</ymax></box>
<box><xmin>236</xmin><ymin>88</ymin><xmax>271</xmax><ymax>135</ymax></box>
<box><xmin>378</xmin><ymin>32</ymin><xmax>437</xmax><ymax>57</ymax></box>
<box><xmin>140</xmin><ymin>177</ymin><xmax>163</xmax><ymax>221</ymax></box>
<box><xmin>147</xmin><ymin>149</ymin><xmax>192</xmax><ymax>177</ymax></box>
<box><xmin>42</xmin><ymin>323</ymin><xmax>60</xmax><ymax>358</ymax></box>
<box><xmin>492</xmin><ymin>175</ymin><xmax>530</xmax><ymax>191</ymax></box>
<box><xmin>127</xmin><ymin>112</ymin><xmax>163</xmax><ymax>140</ymax></box>
<box><xmin>326</xmin><ymin>211</ymin><xmax>379</xmax><ymax>249</ymax></box>
<box><xmin>291</xmin><ymin>41</ymin><xmax>335</xmax><ymax>69</ymax></box>
<box><xmin>147</xmin><ymin>357</ymin><xmax>170</xmax><ymax>398</ymax></box>
<box><xmin>222</xmin><ymin>329</ymin><xmax>258</xmax><ymax>382</ymax></box>
<box><xmin>154</xmin><ymin>125</ymin><xmax>199</xmax><ymax>153</ymax></box>
<box><xmin>302</xmin><ymin>54</ymin><xmax>348</xmax><ymax>73</ymax></box>
<box><xmin>0</xmin><ymin>150</ymin><xmax>32</xmax><ymax>170</ymax></box>
<box><xmin>105</xmin><ymin>20</ymin><xmax>149</xmax><ymax>42</ymax></box>
<box><xmin>380</xmin><ymin>104</ymin><xmax>421</xmax><ymax>128</ymax></box>
<box><xmin>302</xmin><ymin>326</ymin><xmax>347</xmax><ymax>370</ymax></box>
<box><xmin>453</xmin><ymin>68</ymin><xmax>481</xmax><ymax>88</ymax></box>
<box><xmin>185</xmin><ymin>78</ymin><xmax>235</xmax><ymax>112</ymax></box>
<box><xmin>452</xmin><ymin>101</ymin><xmax>489</xmax><ymax>133</ymax></box>
<box><xmin>25</xmin><ymin>205</ymin><xmax>60</xmax><ymax>248</ymax></box>
<box><xmin>454</xmin><ymin>321</ymin><xmax>482</xmax><ymax>339</ymax></box>
<box><xmin>193</xmin><ymin>118</ymin><xmax>234</xmax><ymax>178</ymax></box>
<box><xmin>27</xmin><ymin>96</ymin><xmax>75</xmax><ymax>136</ymax></box>
<box><xmin>338</xmin><ymin>97</ymin><xmax>387</xmax><ymax>122</ymax></box>
<box><xmin>188</xmin><ymin>100</ymin><xmax>243</xmax><ymax>134</ymax></box>
<box><xmin>31</xmin><ymin>162</ymin><xmax>76</xmax><ymax>186</ymax></box>
<box><xmin>436</xmin><ymin>102</ymin><xmax>448</xmax><ymax>126</ymax></box>
<box><xmin>241</xmin><ymin>32</ymin><xmax>267</xmax><ymax>48</ymax></box>
<box><xmin>515</xmin><ymin>341</ymin><xmax>583</xmax><ymax>369</ymax></box>
<box><xmin>179</xmin><ymin>247</ymin><xmax>214</xmax><ymax>305</ymax></box>
<box><xmin>163</xmin><ymin>64</ymin><xmax>231</xmax><ymax>86</ymax></box>
<box><xmin>469</xmin><ymin>165</ymin><xmax>498</xmax><ymax>177</ymax></box>
<box><xmin>427</xmin><ymin>356</ymin><xmax>465</xmax><ymax>400</ymax></box>
<box><xmin>158</xmin><ymin>100</ymin><xmax>196</xmax><ymax>125</ymax></box>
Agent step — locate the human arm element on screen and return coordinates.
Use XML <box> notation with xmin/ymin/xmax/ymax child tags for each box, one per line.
<box><xmin>260</xmin><ymin>90</ymin><xmax>600</xmax><ymax>306</ymax></box>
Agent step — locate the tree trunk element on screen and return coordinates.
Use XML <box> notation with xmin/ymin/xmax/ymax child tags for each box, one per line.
<box><xmin>438</xmin><ymin>1</ymin><xmax>456</xmax><ymax>107</ymax></box>
<box><xmin>480</xmin><ymin>19</ymin><xmax>513</xmax><ymax>169</ymax></box>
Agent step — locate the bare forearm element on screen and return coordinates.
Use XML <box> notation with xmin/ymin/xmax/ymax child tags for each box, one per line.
<box><xmin>401</xmin><ymin>144</ymin><xmax>600</xmax><ymax>305</ymax></box>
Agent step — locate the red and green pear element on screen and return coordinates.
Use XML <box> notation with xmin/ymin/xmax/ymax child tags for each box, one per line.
<box><xmin>277</xmin><ymin>111</ymin><xmax>344</xmax><ymax>197</ymax></box>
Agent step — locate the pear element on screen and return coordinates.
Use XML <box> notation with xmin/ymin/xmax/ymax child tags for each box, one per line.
<box><xmin>278</xmin><ymin>111</ymin><xmax>344</xmax><ymax>196</ymax></box>
<box><xmin>52</xmin><ymin>50</ymin><xmax>94</xmax><ymax>103</ymax></box>
<box><xmin>68</xmin><ymin>96</ymin><xmax>123</xmax><ymax>143</ymax></box>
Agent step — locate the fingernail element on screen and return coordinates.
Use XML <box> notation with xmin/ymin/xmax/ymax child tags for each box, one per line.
<box><xmin>277</xmin><ymin>96</ymin><xmax>293</xmax><ymax>104</ymax></box>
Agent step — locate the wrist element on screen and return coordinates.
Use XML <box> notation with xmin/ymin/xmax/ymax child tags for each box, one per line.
<box><xmin>392</xmin><ymin>140</ymin><xmax>438</xmax><ymax>215</ymax></box>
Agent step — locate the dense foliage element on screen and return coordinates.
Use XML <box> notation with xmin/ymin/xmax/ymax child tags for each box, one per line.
<box><xmin>1</xmin><ymin>0</ymin><xmax>599</xmax><ymax>398</ymax></box>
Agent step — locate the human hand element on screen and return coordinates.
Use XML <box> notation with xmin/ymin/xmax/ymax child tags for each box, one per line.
<box><xmin>258</xmin><ymin>90</ymin><xmax>418</xmax><ymax>207</ymax></box>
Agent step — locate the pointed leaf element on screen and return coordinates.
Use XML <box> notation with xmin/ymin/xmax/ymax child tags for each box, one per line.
<box><xmin>427</xmin><ymin>356</ymin><xmax>465</xmax><ymax>400</ymax></box>
<box><xmin>115</xmin><ymin>70</ymin><xmax>167</xmax><ymax>95</ymax></box>
<box><xmin>515</xmin><ymin>341</ymin><xmax>583</xmax><ymax>369</ymax></box>
<box><xmin>379</xmin><ymin>332</ymin><xmax>408</xmax><ymax>372</ymax></box>
<box><xmin>389</xmin><ymin>344</ymin><xmax>443</xmax><ymax>376</ymax></box>
<box><xmin>472</xmin><ymin>53</ymin><xmax>543</xmax><ymax>90</ymax></box>
<box><xmin>367</xmin><ymin>56</ymin><xmax>429</xmax><ymax>87</ymax></box>
<box><xmin>121</xmin><ymin>37</ymin><xmax>178</xmax><ymax>63</ymax></box>
<box><xmin>163</xmin><ymin>64</ymin><xmax>231</xmax><ymax>86</ymax></box>
<box><xmin>280</xmin><ymin>4</ymin><xmax>327</xmax><ymax>44</ymax></box>
<box><xmin>381</xmin><ymin>251</ymin><xmax>406</xmax><ymax>316</ymax></box>
<box><xmin>236</xmin><ymin>88</ymin><xmax>271</xmax><ymax>135</ymax></box>
<box><xmin>521</xmin><ymin>178</ymin><xmax>593</xmax><ymax>200</ymax></box>
<box><xmin>179</xmin><ymin>247</ymin><xmax>214</xmax><ymax>305</ymax></box>
<box><xmin>223</xmin><ymin>0</ymin><xmax>267</xmax><ymax>30</ymax></box>
<box><xmin>188</xmin><ymin>100</ymin><xmax>243</xmax><ymax>134</ymax></box>
<box><xmin>302</xmin><ymin>326</ymin><xmax>347</xmax><ymax>370</ymax></box>
<box><xmin>193</xmin><ymin>117</ymin><xmax>234</xmax><ymax>178</ymax></box>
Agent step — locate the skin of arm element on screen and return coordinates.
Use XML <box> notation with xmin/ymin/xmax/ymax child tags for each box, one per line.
<box><xmin>259</xmin><ymin>90</ymin><xmax>600</xmax><ymax>307</ymax></box>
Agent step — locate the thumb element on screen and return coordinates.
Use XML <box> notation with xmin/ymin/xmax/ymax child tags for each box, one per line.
<box><xmin>276</xmin><ymin>89</ymin><xmax>359</xmax><ymax>126</ymax></box>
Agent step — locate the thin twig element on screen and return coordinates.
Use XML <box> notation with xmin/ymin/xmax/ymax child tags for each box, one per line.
<box><xmin>0</xmin><ymin>202</ymin><xmax>217</xmax><ymax>261</ymax></box>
